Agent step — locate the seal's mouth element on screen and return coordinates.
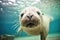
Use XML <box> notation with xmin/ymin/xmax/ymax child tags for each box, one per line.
<box><xmin>26</xmin><ymin>22</ymin><xmax>35</xmax><ymax>27</ymax></box>
<box><xmin>22</xmin><ymin>20</ymin><xmax>40</xmax><ymax>27</ymax></box>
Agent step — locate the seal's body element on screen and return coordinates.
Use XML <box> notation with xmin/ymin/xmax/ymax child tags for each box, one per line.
<box><xmin>18</xmin><ymin>6</ymin><xmax>52</xmax><ymax>40</ymax></box>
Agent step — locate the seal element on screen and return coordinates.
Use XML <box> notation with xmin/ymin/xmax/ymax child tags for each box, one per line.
<box><xmin>18</xmin><ymin>6</ymin><xmax>53</xmax><ymax>40</ymax></box>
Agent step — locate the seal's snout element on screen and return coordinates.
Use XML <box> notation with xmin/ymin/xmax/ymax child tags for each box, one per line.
<box><xmin>27</xmin><ymin>15</ymin><xmax>33</xmax><ymax>20</ymax></box>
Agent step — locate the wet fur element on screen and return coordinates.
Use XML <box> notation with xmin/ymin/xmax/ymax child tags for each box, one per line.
<box><xmin>18</xmin><ymin>6</ymin><xmax>52</xmax><ymax>40</ymax></box>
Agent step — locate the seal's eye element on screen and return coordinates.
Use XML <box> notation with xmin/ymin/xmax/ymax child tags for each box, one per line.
<box><xmin>21</xmin><ymin>13</ymin><xmax>24</xmax><ymax>17</ymax></box>
<box><xmin>37</xmin><ymin>11</ymin><xmax>40</xmax><ymax>15</ymax></box>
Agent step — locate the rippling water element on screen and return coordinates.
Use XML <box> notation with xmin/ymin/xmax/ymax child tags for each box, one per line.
<box><xmin>0</xmin><ymin>0</ymin><xmax>60</xmax><ymax>36</ymax></box>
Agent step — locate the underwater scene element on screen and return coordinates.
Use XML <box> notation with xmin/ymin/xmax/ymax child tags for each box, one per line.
<box><xmin>0</xmin><ymin>0</ymin><xmax>60</xmax><ymax>40</ymax></box>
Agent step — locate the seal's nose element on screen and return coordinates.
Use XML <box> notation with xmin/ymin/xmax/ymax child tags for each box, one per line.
<box><xmin>27</xmin><ymin>15</ymin><xmax>33</xmax><ymax>19</ymax></box>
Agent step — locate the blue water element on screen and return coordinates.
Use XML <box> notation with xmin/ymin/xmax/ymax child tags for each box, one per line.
<box><xmin>0</xmin><ymin>0</ymin><xmax>60</xmax><ymax>36</ymax></box>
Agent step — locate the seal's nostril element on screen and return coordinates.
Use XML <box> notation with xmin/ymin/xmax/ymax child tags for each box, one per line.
<box><xmin>27</xmin><ymin>15</ymin><xmax>33</xmax><ymax>19</ymax></box>
<box><xmin>31</xmin><ymin>15</ymin><xmax>33</xmax><ymax>18</ymax></box>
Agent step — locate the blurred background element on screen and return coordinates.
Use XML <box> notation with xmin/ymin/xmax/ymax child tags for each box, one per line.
<box><xmin>0</xmin><ymin>0</ymin><xmax>60</xmax><ymax>38</ymax></box>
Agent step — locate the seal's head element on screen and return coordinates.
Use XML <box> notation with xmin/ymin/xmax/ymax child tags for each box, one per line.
<box><xmin>19</xmin><ymin>6</ymin><xmax>42</xmax><ymax>28</ymax></box>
